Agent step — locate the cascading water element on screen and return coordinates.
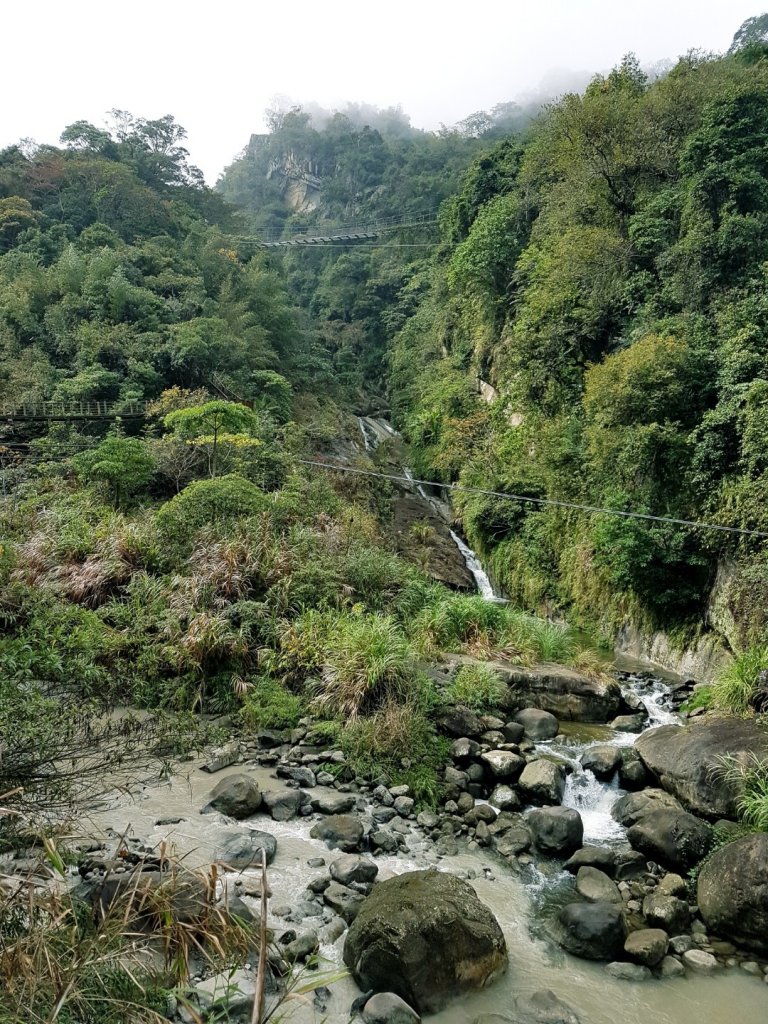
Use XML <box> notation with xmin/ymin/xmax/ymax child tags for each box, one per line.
<box><xmin>448</xmin><ymin>529</ymin><xmax>498</xmax><ymax>601</ymax></box>
<box><xmin>360</xmin><ymin>416</ymin><xmax>500</xmax><ymax>600</ymax></box>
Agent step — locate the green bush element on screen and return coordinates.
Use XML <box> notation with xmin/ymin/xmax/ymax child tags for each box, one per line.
<box><xmin>447</xmin><ymin>663</ymin><xmax>506</xmax><ymax>711</ymax></box>
<box><xmin>155</xmin><ymin>475</ymin><xmax>268</xmax><ymax>547</ymax></box>
<box><xmin>241</xmin><ymin>676</ymin><xmax>305</xmax><ymax>730</ymax></box>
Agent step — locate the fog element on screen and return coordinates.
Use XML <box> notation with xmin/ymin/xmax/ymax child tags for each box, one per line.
<box><xmin>1</xmin><ymin>1</ymin><xmax>763</xmax><ymax>181</ymax></box>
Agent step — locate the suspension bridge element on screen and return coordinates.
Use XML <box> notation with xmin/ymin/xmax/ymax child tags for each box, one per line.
<box><xmin>236</xmin><ymin>211</ymin><xmax>440</xmax><ymax>248</ymax></box>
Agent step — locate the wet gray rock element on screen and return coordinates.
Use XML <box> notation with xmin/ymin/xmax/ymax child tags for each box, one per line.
<box><xmin>503</xmin><ymin>722</ymin><xmax>526</xmax><ymax>744</ymax></box>
<box><xmin>659</xmin><ymin>954</ymin><xmax>685</xmax><ymax>978</ymax></box>
<box><xmin>627</xmin><ymin>809</ymin><xmax>712</xmax><ymax>871</ymax></box>
<box><xmin>642</xmin><ymin>894</ymin><xmax>690</xmax><ymax>934</ymax></box>
<box><xmin>564</xmin><ymin>847</ymin><xmax>616</xmax><ymax>875</ymax></box>
<box><xmin>489</xmin><ymin>785</ymin><xmax>521</xmax><ymax>812</ymax></box>
<box><xmin>330</xmin><ymin>854</ymin><xmax>378</xmax><ymax>887</ymax></box>
<box><xmin>451</xmin><ymin>737</ymin><xmax>480</xmax><ymax>760</ymax></box>
<box><xmin>610</xmin><ymin>714</ymin><xmax>646</xmax><ymax>733</ymax></box>
<box><xmin>605</xmin><ymin>961</ymin><xmax>651</xmax><ymax>981</ymax></box>
<box><xmin>416</xmin><ymin>810</ymin><xmax>439</xmax><ymax>829</ymax></box>
<box><xmin>435</xmin><ymin>705</ymin><xmax>484</xmax><ymax>738</ymax></box>
<box><xmin>618</xmin><ymin>749</ymin><xmax>648</xmax><ymax>790</ymax></box>
<box><xmin>580</xmin><ymin>745</ymin><xmax>621</xmax><ymax>779</ymax></box>
<box><xmin>624</xmin><ymin>928</ymin><xmax>668</xmax><ymax>966</ymax></box>
<box><xmin>394</xmin><ymin>796</ymin><xmax>415</xmax><ymax>817</ymax></box>
<box><xmin>528</xmin><ymin>807</ymin><xmax>583</xmax><ymax>856</ymax></box>
<box><xmin>514</xmin><ymin>708</ymin><xmax>559</xmax><ymax>740</ymax></box>
<box><xmin>201</xmin><ymin>741</ymin><xmax>240</xmax><ymax>773</ymax></box>
<box><xmin>481</xmin><ymin>750</ymin><xmax>526</xmax><ymax>780</ymax></box>
<box><xmin>363</xmin><ymin>992</ymin><xmax>421</xmax><ymax>1024</ymax></box>
<box><xmin>214</xmin><ymin>829</ymin><xmax>277</xmax><ymax>868</ymax></box>
<box><xmin>465</xmin><ymin>804</ymin><xmax>498</xmax><ymax>827</ymax></box>
<box><xmin>556</xmin><ymin>902</ymin><xmax>626</xmax><ymax>961</ymax></box>
<box><xmin>324</xmin><ymin>881</ymin><xmax>366</xmax><ymax>923</ymax></box>
<box><xmin>310</xmin><ymin>789</ymin><xmax>356</xmax><ymax>815</ymax></box>
<box><xmin>575</xmin><ymin>866</ymin><xmax>621</xmax><ymax>904</ymax></box>
<box><xmin>518</xmin><ymin>760</ymin><xmax>566</xmax><ymax>805</ymax></box>
<box><xmin>372</xmin><ymin>830</ymin><xmax>401</xmax><ymax>853</ymax></box>
<box><xmin>682</xmin><ymin>949</ymin><xmax>718</xmax><ymax>974</ymax></box>
<box><xmin>635</xmin><ymin>718</ymin><xmax>768</xmax><ymax>819</ymax></box>
<box><xmin>277</xmin><ymin>765</ymin><xmax>316</xmax><ymax>788</ymax></box>
<box><xmin>262</xmin><ymin>788</ymin><xmax>303</xmax><ymax>822</ymax></box>
<box><xmin>611</xmin><ymin>788</ymin><xmax>683</xmax><ymax>827</ymax></box>
<box><xmin>310</xmin><ymin>815</ymin><xmax>364</xmax><ymax>852</ymax></box>
<box><xmin>697</xmin><ymin>832</ymin><xmax>768</xmax><ymax>953</ymax></box>
<box><xmin>284</xmin><ymin>931</ymin><xmax>319</xmax><ymax>963</ymax></box>
<box><xmin>515</xmin><ymin>989</ymin><xmax>581</xmax><ymax>1023</ymax></box>
<box><xmin>201</xmin><ymin>774</ymin><xmax>261</xmax><ymax>819</ymax></box>
<box><xmin>343</xmin><ymin>870</ymin><xmax>507</xmax><ymax>1013</ymax></box>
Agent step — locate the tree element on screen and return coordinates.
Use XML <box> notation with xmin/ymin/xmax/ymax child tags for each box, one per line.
<box><xmin>730</xmin><ymin>14</ymin><xmax>768</xmax><ymax>53</ymax></box>
<box><xmin>73</xmin><ymin>434</ymin><xmax>155</xmax><ymax>505</ymax></box>
<box><xmin>164</xmin><ymin>400</ymin><xmax>260</xmax><ymax>477</ymax></box>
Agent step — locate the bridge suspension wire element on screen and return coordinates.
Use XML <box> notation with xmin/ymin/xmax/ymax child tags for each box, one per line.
<box><xmin>296</xmin><ymin>458</ymin><xmax>768</xmax><ymax>540</ymax></box>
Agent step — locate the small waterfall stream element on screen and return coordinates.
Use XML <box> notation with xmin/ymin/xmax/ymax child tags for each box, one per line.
<box><xmin>358</xmin><ymin>416</ymin><xmax>500</xmax><ymax>600</ymax></box>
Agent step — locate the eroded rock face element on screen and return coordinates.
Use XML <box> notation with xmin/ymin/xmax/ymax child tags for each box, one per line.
<box><xmin>698</xmin><ymin>833</ymin><xmax>768</xmax><ymax>953</ymax></box>
<box><xmin>343</xmin><ymin>870</ymin><xmax>507</xmax><ymax>1013</ymax></box>
<box><xmin>635</xmin><ymin>718</ymin><xmax>768</xmax><ymax>819</ymax></box>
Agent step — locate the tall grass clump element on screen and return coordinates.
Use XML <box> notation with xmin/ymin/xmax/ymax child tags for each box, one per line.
<box><xmin>712</xmin><ymin>753</ymin><xmax>768</xmax><ymax>831</ymax></box>
<box><xmin>447</xmin><ymin>663</ymin><xmax>506</xmax><ymax>711</ymax></box>
<box><xmin>711</xmin><ymin>645</ymin><xmax>768</xmax><ymax>715</ymax></box>
<box><xmin>298</xmin><ymin>612</ymin><xmax>416</xmax><ymax>719</ymax></box>
<box><xmin>410</xmin><ymin>594</ymin><xmax>512</xmax><ymax>655</ymax></box>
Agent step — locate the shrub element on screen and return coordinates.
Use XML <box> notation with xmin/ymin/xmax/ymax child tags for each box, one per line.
<box><xmin>241</xmin><ymin>676</ymin><xmax>305</xmax><ymax>730</ymax></box>
<box><xmin>711</xmin><ymin>645</ymin><xmax>768</xmax><ymax>714</ymax></box>
<box><xmin>410</xmin><ymin>594</ymin><xmax>512</xmax><ymax>654</ymax></box>
<box><xmin>155</xmin><ymin>475</ymin><xmax>268</xmax><ymax>547</ymax></box>
<box><xmin>447</xmin><ymin>663</ymin><xmax>506</xmax><ymax>711</ymax></box>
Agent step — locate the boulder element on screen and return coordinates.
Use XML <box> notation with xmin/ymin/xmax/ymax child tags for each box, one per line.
<box><xmin>518</xmin><ymin>760</ymin><xmax>566</xmax><ymax>805</ymax></box>
<box><xmin>575</xmin><ymin>866</ymin><xmax>621</xmax><ymax>904</ymax></box>
<box><xmin>310</xmin><ymin>789</ymin><xmax>357</xmax><ymax>815</ymax></box>
<box><xmin>435</xmin><ymin>705</ymin><xmax>484</xmax><ymax>738</ymax></box>
<box><xmin>682</xmin><ymin>949</ymin><xmax>718</xmax><ymax>974</ymax></box>
<box><xmin>514</xmin><ymin>708</ymin><xmax>559</xmax><ymax>740</ymax></box>
<box><xmin>635</xmin><ymin>718</ymin><xmax>768</xmax><ymax>819</ymax></box>
<box><xmin>324</xmin><ymin>880</ymin><xmax>366</xmax><ymax>923</ymax></box>
<box><xmin>610</xmin><ymin>714</ymin><xmax>646</xmax><ymax>733</ymax></box>
<box><xmin>451</xmin><ymin>737</ymin><xmax>480</xmax><ymax>760</ymax></box>
<box><xmin>697</xmin><ymin>833</ymin><xmax>768</xmax><ymax>953</ymax></box>
<box><xmin>500</xmin><ymin>663</ymin><xmax>622</xmax><ymax>722</ymax></box>
<box><xmin>489</xmin><ymin>785</ymin><xmax>521</xmax><ymax>812</ymax></box>
<box><xmin>277</xmin><ymin>765</ymin><xmax>316</xmax><ymax>788</ymax></box>
<box><xmin>363</xmin><ymin>993</ymin><xmax>421</xmax><ymax>1024</ymax></box>
<box><xmin>642</xmin><ymin>894</ymin><xmax>689</xmax><ymax>934</ymax></box>
<box><xmin>94</xmin><ymin>868</ymin><xmax>210</xmax><ymax>925</ymax></box>
<box><xmin>564</xmin><ymin>847</ymin><xmax>616</xmax><ymax>875</ymax></box>
<box><xmin>528</xmin><ymin>807</ymin><xmax>583</xmax><ymax>856</ymax></box>
<box><xmin>656</xmin><ymin>873</ymin><xmax>687</xmax><ymax>898</ymax></box>
<box><xmin>605</xmin><ymin>962</ymin><xmax>651</xmax><ymax>981</ymax></box>
<box><xmin>624</xmin><ymin>928</ymin><xmax>668</xmax><ymax>967</ymax></box>
<box><xmin>503</xmin><ymin>722</ymin><xmax>526</xmax><ymax>744</ymax></box>
<box><xmin>580</xmin><ymin>746</ymin><xmax>620</xmax><ymax>779</ymax></box>
<box><xmin>261</xmin><ymin>788</ymin><xmax>303</xmax><ymax>822</ymax></box>
<box><xmin>618</xmin><ymin>749</ymin><xmax>648</xmax><ymax>790</ymax></box>
<box><xmin>627</xmin><ymin>809</ymin><xmax>712</xmax><ymax>871</ymax></box>
<box><xmin>201</xmin><ymin>741</ymin><xmax>240</xmax><ymax>773</ymax></box>
<box><xmin>330</xmin><ymin>854</ymin><xmax>379</xmax><ymax>887</ymax></box>
<box><xmin>343</xmin><ymin>870</ymin><xmax>507</xmax><ymax>1013</ymax></box>
<box><xmin>611</xmin><ymin>789</ymin><xmax>682</xmax><ymax>827</ymax></box>
<box><xmin>201</xmin><ymin>774</ymin><xmax>261</xmax><ymax>819</ymax></box>
<box><xmin>214</xmin><ymin>829</ymin><xmax>277</xmax><ymax>868</ymax></box>
<box><xmin>556</xmin><ymin>902</ymin><xmax>626</xmax><ymax>961</ymax></box>
<box><xmin>310</xmin><ymin>815</ymin><xmax>364</xmax><ymax>852</ymax></box>
<box><xmin>481</xmin><ymin>750</ymin><xmax>525</xmax><ymax>780</ymax></box>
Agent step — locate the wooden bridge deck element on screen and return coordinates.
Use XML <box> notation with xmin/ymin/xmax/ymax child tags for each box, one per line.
<box><xmin>1</xmin><ymin>401</ymin><xmax>148</xmax><ymax>422</ymax></box>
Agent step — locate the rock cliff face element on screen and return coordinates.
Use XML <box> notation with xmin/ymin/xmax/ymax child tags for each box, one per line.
<box><xmin>247</xmin><ymin>134</ymin><xmax>324</xmax><ymax>212</ymax></box>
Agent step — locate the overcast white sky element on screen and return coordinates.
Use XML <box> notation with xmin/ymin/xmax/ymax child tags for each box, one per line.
<box><xmin>2</xmin><ymin>1</ymin><xmax>762</xmax><ymax>182</ymax></box>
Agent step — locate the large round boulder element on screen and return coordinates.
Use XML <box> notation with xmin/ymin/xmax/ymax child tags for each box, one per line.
<box><xmin>310</xmin><ymin>815</ymin><xmax>364</xmax><ymax>852</ymax></box>
<box><xmin>202</xmin><ymin>774</ymin><xmax>261</xmax><ymax>819</ymax></box>
<box><xmin>635</xmin><ymin>719</ymin><xmax>768</xmax><ymax>819</ymax></box>
<box><xmin>580</xmin><ymin>745</ymin><xmax>621</xmax><ymax>779</ymax></box>
<box><xmin>611</xmin><ymin>788</ymin><xmax>682</xmax><ymax>827</ymax></box>
<box><xmin>528</xmin><ymin>807</ymin><xmax>583</xmax><ymax>857</ymax></box>
<box><xmin>697</xmin><ymin>833</ymin><xmax>768</xmax><ymax>953</ymax></box>
<box><xmin>214</xmin><ymin>828</ymin><xmax>277</xmax><ymax>868</ymax></box>
<box><xmin>343</xmin><ymin>870</ymin><xmax>507</xmax><ymax>1013</ymax></box>
<box><xmin>627</xmin><ymin>808</ymin><xmax>712</xmax><ymax>871</ymax></box>
<box><xmin>555</xmin><ymin>902</ymin><xmax>626</xmax><ymax>961</ymax></box>
<box><xmin>518</xmin><ymin>760</ymin><xmax>566</xmax><ymax>805</ymax></box>
<box><xmin>514</xmin><ymin>708</ymin><xmax>559</xmax><ymax>740</ymax></box>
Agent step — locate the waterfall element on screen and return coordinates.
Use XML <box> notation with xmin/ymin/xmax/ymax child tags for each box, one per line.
<box><xmin>448</xmin><ymin>530</ymin><xmax>498</xmax><ymax>601</ymax></box>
